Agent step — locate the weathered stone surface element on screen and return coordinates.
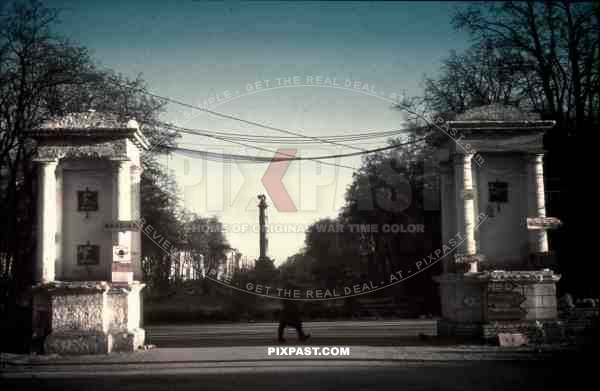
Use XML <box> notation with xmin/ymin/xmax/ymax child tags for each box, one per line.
<box><xmin>33</xmin><ymin>281</ymin><xmax>144</xmax><ymax>355</ymax></box>
<box><xmin>107</xmin><ymin>283</ymin><xmax>143</xmax><ymax>333</ymax></box>
<box><xmin>498</xmin><ymin>332</ymin><xmax>529</xmax><ymax>347</ymax></box>
<box><xmin>36</xmin><ymin>139</ymin><xmax>128</xmax><ymax>161</ymax></box>
<box><xmin>110</xmin><ymin>329</ymin><xmax>145</xmax><ymax>352</ymax></box>
<box><xmin>49</xmin><ymin>288</ymin><xmax>109</xmax><ymax>333</ymax></box>
<box><xmin>45</xmin><ymin>331</ymin><xmax>111</xmax><ymax>355</ymax></box>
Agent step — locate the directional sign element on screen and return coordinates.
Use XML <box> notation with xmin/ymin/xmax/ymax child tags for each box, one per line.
<box><xmin>104</xmin><ymin>221</ymin><xmax>140</xmax><ymax>232</ymax></box>
<box><xmin>526</xmin><ymin>217</ymin><xmax>562</xmax><ymax>230</ymax></box>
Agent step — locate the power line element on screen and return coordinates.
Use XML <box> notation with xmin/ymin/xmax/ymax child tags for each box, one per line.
<box><xmin>108</xmin><ymin>80</ymin><xmax>431</xmax><ymax>175</ymax></box>
<box><xmin>191</xmin><ymin>129</ymin><xmax>408</xmax><ymax>144</ymax></box>
<box><xmin>108</xmin><ymin>79</ymin><xmax>396</xmax><ymax>152</ymax></box>
<box><xmin>158</xmin><ymin>121</ymin><xmax>429</xmax><ymax>171</ymax></box>
<box><xmin>159</xmin><ymin>122</ymin><xmax>356</xmax><ymax>171</ymax></box>
<box><xmin>199</xmin><ymin>127</ymin><xmax>408</xmax><ymax>140</ymax></box>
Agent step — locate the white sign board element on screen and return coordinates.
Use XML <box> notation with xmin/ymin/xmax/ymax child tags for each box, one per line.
<box><xmin>112</xmin><ymin>245</ymin><xmax>131</xmax><ymax>262</ymax></box>
<box><xmin>526</xmin><ymin>217</ymin><xmax>562</xmax><ymax>230</ymax></box>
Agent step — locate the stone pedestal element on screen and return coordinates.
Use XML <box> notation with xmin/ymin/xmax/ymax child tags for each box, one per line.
<box><xmin>436</xmin><ymin>270</ymin><xmax>561</xmax><ymax>340</ymax></box>
<box><xmin>32</xmin><ymin>281</ymin><xmax>145</xmax><ymax>355</ymax></box>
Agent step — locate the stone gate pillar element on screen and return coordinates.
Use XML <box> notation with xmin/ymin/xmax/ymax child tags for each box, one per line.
<box><xmin>29</xmin><ymin>111</ymin><xmax>149</xmax><ymax>354</ymax></box>
<box><xmin>434</xmin><ymin>104</ymin><xmax>563</xmax><ymax>342</ymax></box>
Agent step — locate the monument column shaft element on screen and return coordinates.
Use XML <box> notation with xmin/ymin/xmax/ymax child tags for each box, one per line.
<box><xmin>259</xmin><ymin>206</ymin><xmax>266</xmax><ymax>259</ymax></box>
<box><xmin>453</xmin><ymin>154</ymin><xmax>477</xmax><ymax>272</ymax></box>
<box><xmin>36</xmin><ymin>160</ymin><xmax>58</xmax><ymax>283</ymax></box>
<box><xmin>258</xmin><ymin>196</ymin><xmax>268</xmax><ymax>260</ymax></box>
<box><xmin>527</xmin><ymin>154</ymin><xmax>549</xmax><ymax>253</ymax></box>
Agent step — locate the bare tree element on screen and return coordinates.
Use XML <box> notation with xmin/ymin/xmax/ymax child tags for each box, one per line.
<box><xmin>423</xmin><ymin>40</ymin><xmax>532</xmax><ymax>114</ymax></box>
<box><xmin>0</xmin><ymin>1</ymin><xmax>177</xmax><ymax>321</ymax></box>
<box><xmin>453</xmin><ymin>1</ymin><xmax>599</xmax><ymax>134</ymax></box>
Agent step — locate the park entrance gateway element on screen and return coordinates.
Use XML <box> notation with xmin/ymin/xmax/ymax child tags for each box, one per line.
<box><xmin>25</xmin><ymin>105</ymin><xmax>565</xmax><ymax>354</ymax></box>
<box><xmin>28</xmin><ymin>111</ymin><xmax>148</xmax><ymax>354</ymax></box>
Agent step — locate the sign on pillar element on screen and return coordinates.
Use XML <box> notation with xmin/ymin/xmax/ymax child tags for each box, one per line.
<box><xmin>112</xmin><ymin>245</ymin><xmax>133</xmax><ymax>283</ymax></box>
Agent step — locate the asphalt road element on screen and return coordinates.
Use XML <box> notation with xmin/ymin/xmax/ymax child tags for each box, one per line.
<box><xmin>145</xmin><ymin>320</ymin><xmax>442</xmax><ymax>347</ymax></box>
<box><xmin>0</xmin><ymin>360</ymin><xmax>575</xmax><ymax>391</ymax></box>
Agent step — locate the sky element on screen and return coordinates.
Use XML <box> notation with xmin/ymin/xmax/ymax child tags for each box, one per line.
<box><xmin>46</xmin><ymin>0</ymin><xmax>471</xmax><ymax>264</ymax></box>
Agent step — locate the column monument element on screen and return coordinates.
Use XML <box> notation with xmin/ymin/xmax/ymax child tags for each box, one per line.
<box><xmin>258</xmin><ymin>194</ymin><xmax>269</xmax><ymax>262</ymax></box>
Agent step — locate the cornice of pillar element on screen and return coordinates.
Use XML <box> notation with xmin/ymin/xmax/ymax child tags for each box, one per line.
<box><xmin>32</xmin><ymin>157</ymin><xmax>58</xmax><ymax>164</ymax></box>
<box><xmin>525</xmin><ymin>152</ymin><xmax>544</xmax><ymax>164</ymax></box>
<box><xmin>109</xmin><ymin>158</ymin><xmax>131</xmax><ymax>170</ymax></box>
<box><xmin>450</xmin><ymin>153</ymin><xmax>473</xmax><ymax>166</ymax></box>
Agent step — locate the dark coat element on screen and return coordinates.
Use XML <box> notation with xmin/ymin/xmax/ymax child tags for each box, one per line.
<box><xmin>279</xmin><ymin>300</ymin><xmax>301</xmax><ymax>322</ymax></box>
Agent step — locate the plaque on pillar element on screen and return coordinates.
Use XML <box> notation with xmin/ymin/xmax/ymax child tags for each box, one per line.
<box><xmin>77</xmin><ymin>242</ymin><xmax>100</xmax><ymax>265</ymax></box>
<box><xmin>77</xmin><ymin>187</ymin><xmax>98</xmax><ymax>218</ymax></box>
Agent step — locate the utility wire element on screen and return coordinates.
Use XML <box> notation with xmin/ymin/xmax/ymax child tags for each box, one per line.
<box><xmin>158</xmin><ymin>121</ymin><xmax>429</xmax><ymax>172</ymax></box>
<box><xmin>107</xmin><ymin>80</ymin><xmax>402</xmax><ymax>152</ymax></box>
<box><xmin>160</xmin><ymin>121</ymin><xmax>356</xmax><ymax>171</ymax></box>
<box><xmin>109</xmin><ymin>80</ymin><xmax>430</xmax><ymax>174</ymax></box>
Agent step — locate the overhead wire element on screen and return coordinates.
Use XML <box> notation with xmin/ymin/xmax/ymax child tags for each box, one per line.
<box><xmin>108</xmin><ymin>79</ymin><xmax>431</xmax><ymax>173</ymax></box>
<box><xmin>157</xmin><ymin>121</ymin><xmax>429</xmax><ymax>172</ymax></box>
<box><xmin>107</xmin><ymin>79</ymin><xmax>414</xmax><ymax>152</ymax></box>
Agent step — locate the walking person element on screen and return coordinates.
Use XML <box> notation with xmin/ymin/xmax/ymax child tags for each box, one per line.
<box><xmin>277</xmin><ymin>284</ymin><xmax>310</xmax><ymax>343</ymax></box>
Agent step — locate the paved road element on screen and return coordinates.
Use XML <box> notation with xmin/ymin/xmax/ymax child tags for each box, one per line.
<box><xmin>2</xmin><ymin>344</ymin><xmax>586</xmax><ymax>390</ymax></box>
<box><xmin>145</xmin><ymin>320</ymin><xmax>440</xmax><ymax>347</ymax></box>
<box><xmin>0</xmin><ymin>360</ymin><xmax>574</xmax><ymax>391</ymax></box>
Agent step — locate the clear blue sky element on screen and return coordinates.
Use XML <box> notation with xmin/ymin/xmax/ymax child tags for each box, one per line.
<box><xmin>48</xmin><ymin>0</ymin><xmax>471</xmax><ymax>263</ymax></box>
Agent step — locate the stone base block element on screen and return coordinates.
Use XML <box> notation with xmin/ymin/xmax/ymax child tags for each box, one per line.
<box><xmin>109</xmin><ymin>328</ymin><xmax>145</xmax><ymax>352</ymax></box>
<box><xmin>45</xmin><ymin>331</ymin><xmax>111</xmax><ymax>355</ymax></box>
<box><xmin>437</xmin><ymin>319</ymin><xmax>566</xmax><ymax>344</ymax></box>
<box><xmin>32</xmin><ymin>281</ymin><xmax>145</xmax><ymax>355</ymax></box>
<box><xmin>435</xmin><ymin>270</ymin><xmax>561</xmax><ymax>325</ymax></box>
